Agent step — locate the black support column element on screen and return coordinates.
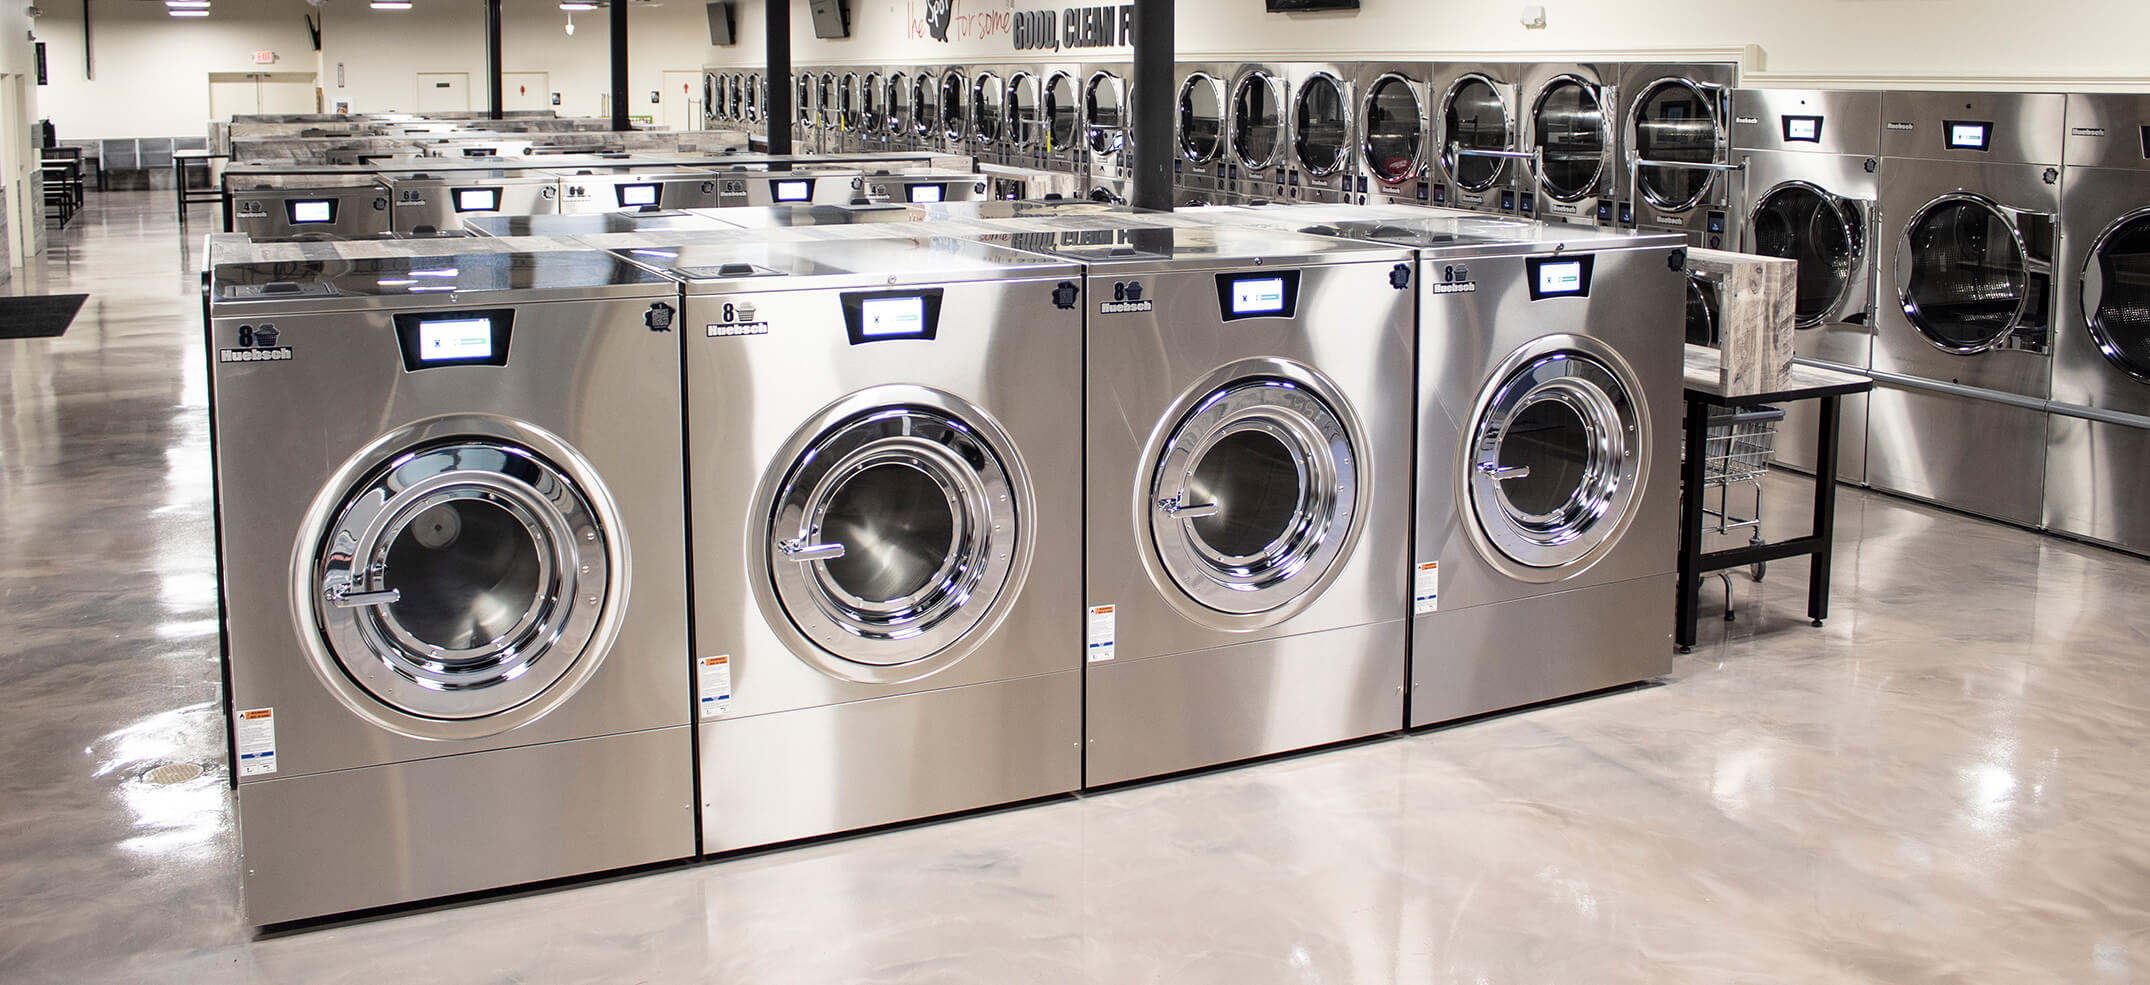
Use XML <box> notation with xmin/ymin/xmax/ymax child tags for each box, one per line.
<box><xmin>610</xmin><ymin>0</ymin><xmax>630</xmax><ymax>130</ymax></box>
<box><xmin>765</xmin><ymin>0</ymin><xmax>792</xmax><ymax>154</ymax></box>
<box><xmin>1129</xmin><ymin>0</ymin><xmax>1173</xmax><ymax>212</ymax></box>
<box><xmin>484</xmin><ymin>0</ymin><xmax>503</xmax><ymax>119</ymax></box>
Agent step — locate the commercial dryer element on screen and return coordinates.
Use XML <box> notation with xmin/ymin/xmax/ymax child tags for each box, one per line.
<box><xmin>1001</xmin><ymin>68</ymin><xmax>1048</xmax><ymax>169</ymax></box>
<box><xmin>968</xmin><ymin>65</ymin><xmax>1014</xmax><ymax>167</ymax></box>
<box><xmin>208</xmin><ymin>250</ymin><xmax>694</xmax><ymax>924</ymax></box>
<box><xmin>935</xmin><ymin>65</ymin><xmax>974</xmax><ymax>155</ymax></box>
<box><xmin>1223</xmin><ymin>63</ymin><xmax>1292</xmax><ymax>204</ymax></box>
<box><xmin>1868</xmin><ymin>91</ymin><xmax>2063</xmax><ymax>527</ymax></box>
<box><xmin>1517</xmin><ymin>62</ymin><xmax>1623</xmax><ymax>227</ymax></box>
<box><xmin>1082</xmin><ymin>63</ymin><xmax>1134</xmax><ymax>196</ymax></box>
<box><xmin>2048</xmin><ymin>93</ymin><xmax>2150</xmax><ymax>553</ymax></box>
<box><xmin>1620</xmin><ymin>63</ymin><xmax>1741</xmax><ymax>247</ymax></box>
<box><xmin>1048</xmin><ymin>224</ymin><xmax>1415</xmax><ymax>787</ymax></box>
<box><xmin>1354</xmin><ymin>62</ymin><xmax>1436</xmax><ymax>207</ymax></box>
<box><xmin>617</xmin><ymin>236</ymin><xmax>1085</xmax><ymax>853</ymax></box>
<box><xmin>1433</xmin><ymin>62</ymin><xmax>1528</xmax><ymax>216</ymax></box>
<box><xmin>1284</xmin><ymin>62</ymin><xmax>1359</xmax><ymax>204</ymax></box>
<box><xmin>1316</xmin><ymin>215</ymin><xmax>1686</xmax><ymax>726</ymax></box>
<box><xmin>1175</xmin><ymin>63</ymin><xmax>1234</xmax><ymax>203</ymax></box>
<box><xmin>1731</xmin><ymin>88</ymin><xmax>1882</xmax><ymax>484</ymax></box>
<box><xmin>1037</xmin><ymin>64</ymin><xmax>1087</xmax><ymax>176</ymax></box>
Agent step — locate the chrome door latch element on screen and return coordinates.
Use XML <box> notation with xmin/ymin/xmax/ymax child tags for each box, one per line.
<box><xmin>1157</xmin><ymin>495</ymin><xmax>1221</xmax><ymax>519</ymax></box>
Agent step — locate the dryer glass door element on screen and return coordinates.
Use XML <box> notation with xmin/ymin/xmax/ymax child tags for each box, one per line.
<box><xmin>1751</xmin><ymin>182</ymin><xmax>1862</xmax><ymax>328</ymax></box>
<box><xmin>1686</xmin><ymin>276</ymin><xmax>1722</xmax><ymax>346</ymax></box>
<box><xmin>1467</xmin><ymin>350</ymin><xmax>1643</xmax><ymax>569</ymax></box>
<box><xmin>2082</xmin><ymin>211</ymin><xmax>2150</xmax><ymax>382</ymax></box>
<box><xmin>1044</xmin><ymin>73</ymin><xmax>1078</xmax><ymax>152</ymax></box>
<box><xmin>1087</xmin><ymin>73</ymin><xmax>1127</xmax><ymax>156</ymax></box>
<box><xmin>1294</xmin><ymin>73</ymin><xmax>1350</xmax><ymax>177</ymax></box>
<box><xmin>973</xmin><ymin>73</ymin><xmax>1003</xmax><ymax>145</ymax></box>
<box><xmin>912</xmin><ymin>74</ymin><xmax>938</xmax><ymax>137</ymax></box>
<box><xmin>940</xmin><ymin>71</ymin><xmax>969</xmax><ymax>142</ymax></box>
<box><xmin>1149</xmin><ymin>378</ymin><xmax>1358</xmax><ymax>615</ymax></box>
<box><xmin>1900</xmin><ymin>196</ymin><xmax>2034</xmax><ymax>353</ymax></box>
<box><xmin>1232</xmin><ymin>73</ymin><xmax>1286</xmax><ymax>170</ymax></box>
<box><xmin>1007</xmin><ymin>73</ymin><xmax>1040</xmax><ymax>149</ymax></box>
<box><xmin>311</xmin><ymin>439</ymin><xmax>612</xmax><ymax>722</ymax></box>
<box><xmin>1632</xmin><ymin>80</ymin><xmax>1720</xmax><ymax>211</ymax></box>
<box><xmin>1178</xmin><ymin>73</ymin><xmax>1224</xmax><ymax>164</ymax></box>
<box><xmin>1532</xmin><ymin>77</ymin><xmax>1608</xmax><ymax>202</ymax></box>
<box><xmin>887</xmin><ymin>73</ymin><xmax>911</xmax><ymax>134</ymax></box>
<box><xmin>795</xmin><ymin>75</ymin><xmax>815</xmax><ymax>130</ymax></box>
<box><xmin>1442</xmin><ymin>75</ymin><xmax>1513</xmax><ymax>192</ymax></box>
<box><xmin>1362</xmin><ymin>74</ymin><xmax>1425</xmax><ymax>184</ymax></box>
<box><xmin>767</xmin><ymin>405</ymin><xmax>1019</xmax><ymax>667</ymax></box>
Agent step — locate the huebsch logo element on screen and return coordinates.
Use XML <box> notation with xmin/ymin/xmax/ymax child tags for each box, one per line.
<box><xmin>925</xmin><ymin>0</ymin><xmax>954</xmax><ymax>41</ymax></box>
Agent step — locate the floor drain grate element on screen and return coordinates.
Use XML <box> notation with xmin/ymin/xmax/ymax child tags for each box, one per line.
<box><xmin>142</xmin><ymin>763</ymin><xmax>206</xmax><ymax>785</ymax></box>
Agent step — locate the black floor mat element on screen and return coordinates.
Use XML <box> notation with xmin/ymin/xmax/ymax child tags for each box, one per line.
<box><xmin>0</xmin><ymin>294</ymin><xmax>88</xmax><ymax>340</ymax></box>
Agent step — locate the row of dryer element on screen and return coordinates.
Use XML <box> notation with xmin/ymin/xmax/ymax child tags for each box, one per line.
<box><xmin>707</xmin><ymin>60</ymin><xmax>1742</xmax><ymax>241</ymax></box>
<box><xmin>1686</xmin><ymin>89</ymin><xmax>2150</xmax><ymax>558</ymax></box>
<box><xmin>206</xmin><ymin>203</ymin><xmax>1685</xmax><ymax>926</ymax></box>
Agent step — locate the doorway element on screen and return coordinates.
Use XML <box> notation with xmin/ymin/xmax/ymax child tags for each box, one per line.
<box><xmin>661</xmin><ymin>70</ymin><xmax>701</xmax><ymax>130</ymax></box>
<box><xmin>416</xmin><ymin>73</ymin><xmax>472</xmax><ymax>113</ymax></box>
<box><xmin>503</xmin><ymin>72</ymin><xmax>550</xmax><ymax>113</ymax></box>
<box><xmin>207</xmin><ymin>72</ymin><xmax>320</xmax><ymax>119</ymax></box>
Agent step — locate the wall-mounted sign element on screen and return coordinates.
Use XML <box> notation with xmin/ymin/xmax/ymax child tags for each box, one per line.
<box><xmin>909</xmin><ymin>0</ymin><xmax>1131</xmax><ymax>50</ymax></box>
<box><xmin>253</xmin><ymin>50</ymin><xmax>277</xmax><ymax>65</ymax></box>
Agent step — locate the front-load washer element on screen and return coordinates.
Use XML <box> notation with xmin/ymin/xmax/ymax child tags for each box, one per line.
<box><xmin>860</xmin><ymin>170</ymin><xmax>990</xmax><ymax>204</ymax></box>
<box><xmin>380</xmin><ymin>170</ymin><xmax>562</xmax><ymax>232</ymax></box>
<box><xmin>462</xmin><ymin>209</ymin><xmax>737</xmax><ymax>238</ymax></box>
<box><xmin>1323</xmin><ymin>216</ymin><xmax>1685</xmax><ymax>726</ymax></box>
<box><xmin>710</xmin><ymin>168</ymin><xmax>866</xmax><ymax>207</ymax></box>
<box><xmin>2046</xmin><ymin>93</ymin><xmax>2150</xmax><ymax>555</ymax></box>
<box><xmin>1354</xmin><ymin>62</ymin><xmax>1436</xmax><ymax>207</ymax></box>
<box><xmin>1619</xmin><ymin>63</ymin><xmax>1740</xmax><ymax>247</ymax></box>
<box><xmin>208</xmin><ymin>250</ymin><xmax>693</xmax><ymax>924</ymax></box>
<box><xmin>549</xmin><ymin>166</ymin><xmax>724</xmax><ymax>214</ymax></box>
<box><xmin>616</xmin><ymin>236</ymin><xmax>1085</xmax><ymax>853</ymax></box>
<box><xmin>1049</xmin><ymin>224</ymin><xmax>1415</xmax><ymax>787</ymax></box>
<box><xmin>1731</xmin><ymin>88</ymin><xmax>1883</xmax><ymax>484</ymax></box>
<box><xmin>1284</xmin><ymin>62</ymin><xmax>1359</xmax><ymax>204</ymax></box>
<box><xmin>1869</xmin><ymin>90</ymin><xmax>2063</xmax><ymax>527</ymax></box>
<box><xmin>229</xmin><ymin>175</ymin><xmax>392</xmax><ymax>241</ymax></box>
<box><xmin>1082</xmin><ymin>63</ymin><xmax>1134</xmax><ymax>192</ymax></box>
<box><xmin>1223</xmin><ymin>63</ymin><xmax>1292</xmax><ymax>204</ymax></box>
<box><xmin>1175</xmin><ymin>62</ymin><xmax>1234</xmax><ymax>203</ymax></box>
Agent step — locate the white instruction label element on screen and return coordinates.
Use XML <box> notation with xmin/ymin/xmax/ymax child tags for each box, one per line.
<box><xmin>235</xmin><ymin>707</ymin><xmax>277</xmax><ymax>777</ymax></box>
<box><xmin>698</xmin><ymin>655</ymin><xmax>733</xmax><ymax>718</ymax></box>
<box><xmin>1413</xmin><ymin>561</ymin><xmax>1440</xmax><ymax>615</ymax></box>
<box><xmin>1086</xmin><ymin>604</ymin><xmax>1116</xmax><ymax>663</ymax></box>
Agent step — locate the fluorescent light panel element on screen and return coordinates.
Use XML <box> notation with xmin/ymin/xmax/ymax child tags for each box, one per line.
<box><xmin>559</xmin><ymin>2</ymin><xmax>597</xmax><ymax>9</ymax></box>
<box><xmin>168</xmin><ymin>8</ymin><xmax>209</xmax><ymax>15</ymax></box>
<box><xmin>370</xmin><ymin>0</ymin><xmax>412</xmax><ymax>8</ymax></box>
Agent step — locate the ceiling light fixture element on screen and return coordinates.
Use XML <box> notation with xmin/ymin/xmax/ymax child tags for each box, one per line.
<box><xmin>165</xmin><ymin>0</ymin><xmax>210</xmax><ymax>7</ymax></box>
<box><xmin>558</xmin><ymin>1</ymin><xmax>597</xmax><ymax>9</ymax></box>
<box><xmin>369</xmin><ymin>0</ymin><xmax>412</xmax><ymax>8</ymax></box>
<box><xmin>168</xmin><ymin>8</ymin><xmax>208</xmax><ymax>15</ymax></box>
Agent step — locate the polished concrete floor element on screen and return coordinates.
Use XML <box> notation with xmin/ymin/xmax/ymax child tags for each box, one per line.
<box><xmin>5</xmin><ymin>193</ymin><xmax>2150</xmax><ymax>984</ymax></box>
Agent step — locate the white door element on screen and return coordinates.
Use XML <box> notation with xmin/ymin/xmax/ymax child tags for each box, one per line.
<box><xmin>209</xmin><ymin>80</ymin><xmax>261</xmax><ymax>120</ymax></box>
<box><xmin>503</xmin><ymin>72</ymin><xmax>549</xmax><ymax>112</ymax></box>
<box><xmin>209</xmin><ymin>72</ymin><xmax>320</xmax><ymax>118</ymax></box>
<box><xmin>259</xmin><ymin>82</ymin><xmax>318</xmax><ymax>115</ymax></box>
<box><xmin>416</xmin><ymin>73</ymin><xmax>471</xmax><ymax>113</ymax></box>
<box><xmin>660</xmin><ymin>70</ymin><xmax>700</xmax><ymax>130</ymax></box>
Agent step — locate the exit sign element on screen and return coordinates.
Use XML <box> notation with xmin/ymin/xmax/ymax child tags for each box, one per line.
<box><xmin>253</xmin><ymin>50</ymin><xmax>276</xmax><ymax>64</ymax></box>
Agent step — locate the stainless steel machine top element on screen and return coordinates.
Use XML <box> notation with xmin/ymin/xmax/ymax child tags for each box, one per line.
<box><xmin>612</xmin><ymin>234</ymin><xmax>1080</xmax><ymax>295</ymax></box>
<box><xmin>212</xmin><ymin>250</ymin><xmax>672</xmax><ymax>309</ymax></box>
<box><xmin>461</xmin><ymin>211</ymin><xmax>736</xmax><ymax>237</ymax></box>
<box><xmin>1019</xmin><ymin>223</ymin><xmax>1414</xmax><ymax>272</ymax></box>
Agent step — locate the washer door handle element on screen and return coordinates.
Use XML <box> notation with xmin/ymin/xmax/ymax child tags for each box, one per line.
<box><xmin>1158</xmin><ymin>496</ymin><xmax>1220</xmax><ymax>519</ymax></box>
<box><xmin>329</xmin><ymin>586</ymin><xmax>401</xmax><ymax>609</ymax></box>
<box><xmin>780</xmin><ymin>538</ymin><xmax>847</xmax><ymax>562</ymax></box>
<box><xmin>1478</xmin><ymin>463</ymin><xmax>1532</xmax><ymax>481</ymax></box>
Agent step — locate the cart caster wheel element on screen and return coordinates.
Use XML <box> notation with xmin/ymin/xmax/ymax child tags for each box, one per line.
<box><xmin>1752</xmin><ymin>561</ymin><xmax>1766</xmax><ymax>581</ymax></box>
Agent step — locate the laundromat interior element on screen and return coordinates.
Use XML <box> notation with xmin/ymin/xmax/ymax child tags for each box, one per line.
<box><xmin>6</xmin><ymin>0</ymin><xmax>2150</xmax><ymax>979</ymax></box>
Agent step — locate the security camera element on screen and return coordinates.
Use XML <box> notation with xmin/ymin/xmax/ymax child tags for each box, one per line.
<box><xmin>25</xmin><ymin>5</ymin><xmax>43</xmax><ymax>17</ymax></box>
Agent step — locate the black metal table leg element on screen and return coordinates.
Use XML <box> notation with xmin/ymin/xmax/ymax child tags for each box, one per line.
<box><xmin>1676</xmin><ymin>393</ymin><xmax>1710</xmax><ymax>652</ymax></box>
<box><xmin>1807</xmin><ymin>394</ymin><xmax>1841</xmax><ymax>627</ymax></box>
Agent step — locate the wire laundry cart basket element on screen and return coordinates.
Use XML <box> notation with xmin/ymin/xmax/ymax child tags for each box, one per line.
<box><xmin>1690</xmin><ymin>403</ymin><xmax>1784</xmax><ymax>620</ymax></box>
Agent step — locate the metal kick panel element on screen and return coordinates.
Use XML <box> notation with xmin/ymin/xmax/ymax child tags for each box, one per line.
<box><xmin>2044</xmin><ymin>413</ymin><xmax>2150</xmax><ymax>557</ymax></box>
<box><xmin>698</xmin><ymin>671</ymin><xmax>1080</xmax><ymax>853</ymax></box>
<box><xmin>1865</xmin><ymin>383</ymin><xmax>2049</xmax><ymax>527</ymax></box>
<box><xmin>240</xmin><ymin>725</ymin><xmax>694</xmax><ymax>925</ymax></box>
<box><xmin>1408</xmin><ymin>574</ymin><xmax>1672</xmax><ymax>728</ymax></box>
<box><xmin>1083</xmin><ymin>620</ymin><xmax>1405</xmax><ymax>788</ymax></box>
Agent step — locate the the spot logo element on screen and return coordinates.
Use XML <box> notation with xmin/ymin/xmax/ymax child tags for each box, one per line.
<box><xmin>924</xmin><ymin>0</ymin><xmax>954</xmax><ymax>41</ymax></box>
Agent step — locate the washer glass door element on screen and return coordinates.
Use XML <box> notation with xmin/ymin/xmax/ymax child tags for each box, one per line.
<box><xmin>1294</xmin><ymin>73</ymin><xmax>1350</xmax><ymax>177</ymax></box>
<box><xmin>1087</xmin><ymin>73</ymin><xmax>1127</xmax><ymax>156</ymax></box>
<box><xmin>1148</xmin><ymin>378</ymin><xmax>1358</xmax><ymax>615</ymax></box>
<box><xmin>1751</xmin><ymin>182</ymin><xmax>1862</xmax><ymax>327</ymax></box>
<box><xmin>1044</xmin><ymin>73</ymin><xmax>1077</xmax><ymax>152</ymax></box>
<box><xmin>1233</xmin><ymin>73</ymin><xmax>1285</xmax><ymax>171</ymax></box>
<box><xmin>1531</xmin><ymin>77</ymin><xmax>1608</xmax><ymax>202</ymax></box>
<box><xmin>795</xmin><ymin>75</ymin><xmax>815</xmax><ymax>130</ymax></box>
<box><xmin>1442</xmin><ymin>75</ymin><xmax>1513</xmax><ymax>192</ymax></box>
<box><xmin>1007</xmin><ymin>73</ymin><xmax>1040</xmax><ymax>149</ymax></box>
<box><xmin>1178</xmin><ymin>73</ymin><xmax>1224</xmax><ymax>164</ymax></box>
<box><xmin>973</xmin><ymin>73</ymin><xmax>1003</xmax><ymax>144</ymax></box>
<box><xmin>1467</xmin><ymin>347</ymin><xmax>1644</xmax><ymax>570</ymax></box>
<box><xmin>1900</xmin><ymin>195</ymin><xmax>2033</xmax><ymax>353</ymax></box>
<box><xmin>1362</xmin><ymin>74</ymin><xmax>1425</xmax><ymax>185</ymax></box>
<box><xmin>311</xmin><ymin>439</ymin><xmax>613</xmax><ymax>723</ymax></box>
<box><xmin>2084</xmin><ymin>210</ymin><xmax>2150</xmax><ymax>381</ymax></box>
<box><xmin>766</xmin><ymin>405</ymin><xmax>1020</xmax><ymax>669</ymax></box>
<box><xmin>887</xmin><ymin>73</ymin><xmax>911</xmax><ymax>134</ymax></box>
<box><xmin>912</xmin><ymin>74</ymin><xmax>938</xmax><ymax>137</ymax></box>
<box><xmin>940</xmin><ymin>70</ymin><xmax>968</xmax><ymax>141</ymax></box>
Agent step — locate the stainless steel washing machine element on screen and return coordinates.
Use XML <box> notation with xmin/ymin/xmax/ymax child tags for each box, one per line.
<box><xmin>208</xmin><ymin>249</ymin><xmax>693</xmax><ymax>924</ymax></box>
<box><xmin>616</xmin><ymin>235</ymin><xmax>1084</xmax><ymax>853</ymax></box>
<box><xmin>1324</xmin><ymin>216</ymin><xmax>1685</xmax><ymax>725</ymax></box>
<box><xmin>968</xmin><ymin>65</ymin><xmax>1013</xmax><ymax>167</ymax></box>
<box><xmin>1175</xmin><ymin>62</ymin><xmax>1234</xmax><ymax>203</ymax></box>
<box><xmin>1001</xmin><ymin>68</ymin><xmax>1048</xmax><ymax>170</ymax></box>
<box><xmin>1518</xmin><ymin>62</ymin><xmax>1622</xmax><ymax>227</ymax></box>
<box><xmin>1223</xmin><ymin>63</ymin><xmax>1292</xmax><ymax>204</ymax></box>
<box><xmin>1054</xmin><ymin>224</ymin><xmax>1414</xmax><ymax>787</ymax></box>
<box><xmin>908</xmin><ymin>68</ymin><xmax>943</xmax><ymax>154</ymax></box>
<box><xmin>1285</xmin><ymin>62</ymin><xmax>1359</xmax><ymax>204</ymax></box>
<box><xmin>710</xmin><ymin>167</ymin><xmax>866</xmax><ymax>206</ymax></box>
<box><xmin>1620</xmin><ymin>63</ymin><xmax>1740</xmax><ymax>247</ymax></box>
<box><xmin>1082</xmin><ymin>63</ymin><xmax>1134</xmax><ymax>194</ymax></box>
<box><xmin>381</xmin><ymin>170</ymin><xmax>562</xmax><ymax>232</ymax></box>
<box><xmin>462</xmin><ymin>209</ymin><xmax>736</xmax><ymax>238</ymax></box>
<box><xmin>1433</xmin><ymin>62</ymin><xmax>1527</xmax><ymax>216</ymax></box>
<box><xmin>2047</xmin><ymin>92</ymin><xmax>2150</xmax><ymax>554</ymax></box>
<box><xmin>882</xmin><ymin>69</ymin><xmax>917</xmax><ymax>151</ymax></box>
<box><xmin>1354</xmin><ymin>62</ymin><xmax>1435</xmax><ymax>207</ymax></box>
<box><xmin>1038</xmin><ymin>64</ymin><xmax>1086</xmax><ymax>176</ymax></box>
<box><xmin>229</xmin><ymin>176</ymin><xmax>392</xmax><ymax>241</ymax></box>
<box><xmin>1869</xmin><ymin>90</ymin><xmax>2063</xmax><ymax>527</ymax></box>
<box><xmin>550</xmin><ymin>166</ymin><xmax>723</xmax><ymax>214</ymax></box>
<box><xmin>936</xmin><ymin>65</ymin><xmax>974</xmax><ymax>156</ymax></box>
<box><xmin>1733</xmin><ymin>88</ymin><xmax>1882</xmax><ymax>484</ymax></box>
